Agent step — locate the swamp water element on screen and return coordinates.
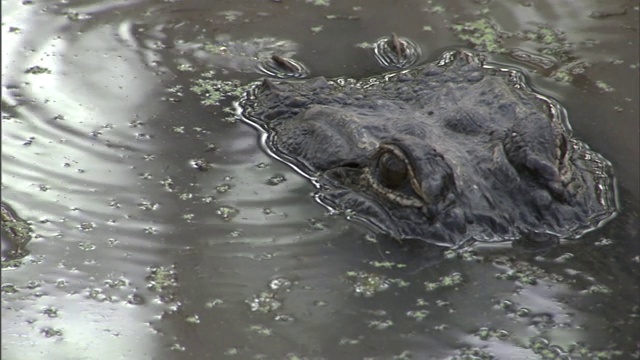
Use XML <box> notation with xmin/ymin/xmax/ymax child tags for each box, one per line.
<box><xmin>2</xmin><ymin>0</ymin><xmax>638</xmax><ymax>359</ymax></box>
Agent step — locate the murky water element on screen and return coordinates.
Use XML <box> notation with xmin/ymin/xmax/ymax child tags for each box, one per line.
<box><xmin>2</xmin><ymin>0</ymin><xmax>638</xmax><ymax>359</ymax></box>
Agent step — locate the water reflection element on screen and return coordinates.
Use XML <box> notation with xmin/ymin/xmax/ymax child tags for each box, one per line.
<box><xmin>2</xmin><ymin>0</ymin><xmax>638</xmax><ymax>359</ymax></box>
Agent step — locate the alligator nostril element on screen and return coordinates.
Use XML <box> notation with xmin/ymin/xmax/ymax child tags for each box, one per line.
<box><xmin>257</xmin><ymin>54</ymin><xmax>310</xmax><ymax>79</ymax></box>
<box><xmin>386</xmin><ymin>33</ymin><xmax>407</xmax><ymax>58</ymax></box>
<box><xmin>373</xmin><ymin>34</ymin><xmax>421</xmax><ymax>69</ymax></box>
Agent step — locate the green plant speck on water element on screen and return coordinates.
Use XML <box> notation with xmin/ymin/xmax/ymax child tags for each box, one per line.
<box><xmin>190</xmin><ymin>71</ymin><xmax>246</xmax><ymax>106</ymax></box>
<box><xmin>24</xmin><ymin>65</ymin><xmax>52</xmax><ymax>74</ymax></box>
<box><xmin>452</xmin><ymin>18</ymin><xmax>507</xmax><ymax>53</ymax></box>
<box><xmin>306</xmin><ymin>0</ymin><xmax>330</xmax><ymax>6</ymax></box>
<box><xmin>424</xmin><ymin>272</ymin><xmax>464</xmax><ymax>291</ymax></box>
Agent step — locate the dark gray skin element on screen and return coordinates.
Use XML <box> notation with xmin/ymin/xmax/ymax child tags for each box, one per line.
<box><xmin>240</xmin><ymin>47</ymin><xmax>617</xmax><ymax>247</ymax></box>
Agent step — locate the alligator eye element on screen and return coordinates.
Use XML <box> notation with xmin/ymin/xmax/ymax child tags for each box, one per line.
<box><xmin>378</xmin><ymin>151</ymin><xmax>408</xmax><ymax>189</ymax></box>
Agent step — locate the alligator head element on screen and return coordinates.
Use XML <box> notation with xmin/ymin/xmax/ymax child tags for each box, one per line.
<box><xmin>239</xmin><ymin>50</ymin><xmax>617</xmax><ymax>247</ymax></box>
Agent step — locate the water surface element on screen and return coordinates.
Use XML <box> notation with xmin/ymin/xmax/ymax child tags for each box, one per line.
<box><xmin>2</xmin><ymin>0</ymin><xmax>638</xmax><ymax>359</ymax></box>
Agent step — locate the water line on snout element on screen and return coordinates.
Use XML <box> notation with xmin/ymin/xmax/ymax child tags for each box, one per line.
<box><xmin>234</xmin><ymin>99</ymin><xmax>324</xmax><ymax>190</ymax></box>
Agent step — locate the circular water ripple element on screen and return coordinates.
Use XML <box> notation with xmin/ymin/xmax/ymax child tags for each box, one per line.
<box><xmin>373</xmin><ymin>34</ymin><xmax>421</xmax><ymax>69</ymax></box>
<box><xmin>257</xmin><ymin>55</ymin><xmax>310</xmax><ymax>79</ymax></box>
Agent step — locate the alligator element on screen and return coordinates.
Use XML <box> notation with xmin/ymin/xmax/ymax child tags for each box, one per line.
<box><xmin>238</xmin><ymin>35</ymin><xmax>618</xmax><ymax>247</ymax></box>
<box><xmin>1</xmin><ymin>202</ymin><xmax>32</xmax><ymax>267</ymax></box>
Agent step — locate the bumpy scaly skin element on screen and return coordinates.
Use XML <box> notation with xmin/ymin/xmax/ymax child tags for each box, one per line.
<box><xmin>240</xmin><ymin>50</ymin><xmax>617</xmax><ymax>247</ymax></box>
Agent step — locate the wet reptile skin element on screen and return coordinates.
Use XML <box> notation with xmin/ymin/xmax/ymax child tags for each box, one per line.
<box><xmin>240</xmin><ymin>49</ymin><xmax>617</xmax><ymax>247</ymax></box>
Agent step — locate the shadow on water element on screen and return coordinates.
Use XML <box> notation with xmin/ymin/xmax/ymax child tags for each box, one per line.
<box><xmin>2</xmin><ymin>0</ymin><xmax>638</xmax><ymax>359</ymax></box>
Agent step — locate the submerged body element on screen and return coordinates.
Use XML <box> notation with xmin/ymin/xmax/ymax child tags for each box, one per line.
<box><xmin>239</xmin><ymin>46</ymin><xmax>617</xmax><ymax>247</ymax></box>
